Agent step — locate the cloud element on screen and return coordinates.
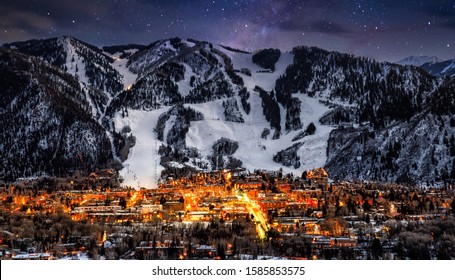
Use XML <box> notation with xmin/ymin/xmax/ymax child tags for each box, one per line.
<box><xmin>308</xmin><ymin>20</ymin><xmax>350</xmax><ymax>34</ymax></box>
<box><xmin>0</xmin><ymin>5</ymin><xmax>56</xmax><ymax>43</ymax></box>
<box><xmin>0</xmin><ymin>7</ymin><xmax>54</xmax><ymax>30</ymax></box>
<box><xmin>0</xmin><ymin>0</ymin><xmax>158</xmax><ymax>45</ymax></box>
<box><xmin>277</xmin><ymin>19</ymin><xmax>306</xmax><ymax>32</ymax></box>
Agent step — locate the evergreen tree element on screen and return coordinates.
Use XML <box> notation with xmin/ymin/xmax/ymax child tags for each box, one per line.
<box><xmin>371</xmin><ymin>238</ymin><xmax>382</xmax><ymax>260</ymax></box>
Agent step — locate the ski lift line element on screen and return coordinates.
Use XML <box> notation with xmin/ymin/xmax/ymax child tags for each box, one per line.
<box><xmin>154</xmin><ymin>139</ymin><xmax>159</xmax><ymax>185</ymax></box>
<box><xmin>139</xmin><ymin>52</ymin><xmax>148</xmax><ymax>76</ymax></box>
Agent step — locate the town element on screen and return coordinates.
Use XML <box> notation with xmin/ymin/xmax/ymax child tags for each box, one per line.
<box><xmin>1</xmin><ymin>168</ymin><xmax>455</xmax><ymax>260</ymax></box>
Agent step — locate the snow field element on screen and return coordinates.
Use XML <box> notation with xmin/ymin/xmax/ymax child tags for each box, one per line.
<box><xmin>114</xmin><ymin>108</ymin><xmax>169</xmax><ymax>188</ymax></box>
<box><xmin>114</xmin><ymin>43</ymin><xmax>334</xmax><ymax>188</ymax></box>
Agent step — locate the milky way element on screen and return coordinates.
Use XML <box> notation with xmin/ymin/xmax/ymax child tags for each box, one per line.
<box><xmin>0</xmin><ymin>0</ymin><xmax>454</xmax><ymax>61</ymax></box>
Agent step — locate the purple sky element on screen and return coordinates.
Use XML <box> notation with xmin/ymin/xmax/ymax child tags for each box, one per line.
<box><xmin>1</xmin><ymin>0</ymin><xmax>454</xmax><ymax>62</ymax></box>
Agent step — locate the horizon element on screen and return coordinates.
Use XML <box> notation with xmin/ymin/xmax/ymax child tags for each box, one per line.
<box><xmin>2</xmin><ymin>34</ymin><xmax>453</xmax><ymax>64</ymax></box>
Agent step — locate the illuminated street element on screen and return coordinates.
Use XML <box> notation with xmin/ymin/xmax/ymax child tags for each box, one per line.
<box><xmin>1</xmin><ymin>168</ymin><xmax>455</xmax><ymax>260</ymax></box>
<box><xmin>240</xmin><ymin>193</ymin><xmax>269</xmax><ymax>240</ymax></box>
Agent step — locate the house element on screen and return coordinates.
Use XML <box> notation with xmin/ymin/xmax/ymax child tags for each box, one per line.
<box><xmin>306</xmin><ymin>168</ymin><xmax>329</xmax><ymax>187</ymax></box>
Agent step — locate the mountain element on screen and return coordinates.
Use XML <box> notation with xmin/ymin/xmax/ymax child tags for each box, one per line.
<box><xmin>395</xmin><ymin>55</ymin><xmax>440</xmax><ymax>67</ymax></box>
<box><xmin>3</xmin><ymin>36</ymin><xmax>127</xmax><ymax>120</ymax></box>
<box><xmin>270</xmin><ymin>47</ymin><xmax>455</xmax><ymax>184</ymax></box>
<box><xmin>1</xmin><ymin>36</ymin><xmax>455</xmax><ymax>187</ymax></box>
<box><xmin>395</xmin><ymin>55</ymin><xmax>455</xmax><ymax>77</ymax></box>
<box><xmin>0</xmin><ymin>49</ymin><xmax>113</xmax><ymax>180</ymax></box>
<box><xmin>420</xmin><ymin>59</ymin><xmax>455</xmax><ymax>77</ymax></box>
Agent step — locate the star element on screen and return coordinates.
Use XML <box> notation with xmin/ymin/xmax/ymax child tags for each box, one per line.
<box><xmin>0</xmin><ymin>0</ymin><xmax>453</xmax><ymax>62</ymax></box>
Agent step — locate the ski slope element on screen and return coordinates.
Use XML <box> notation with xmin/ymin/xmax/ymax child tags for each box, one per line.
<box><xmin>216</xmin><ymin>45</ymin><xmax>294</xmax><ymax>92</ymax></box>
<box><xmin>113</xmin><ymin>108</ymin><xmax>169</xmax><ymax>188</ymax></box>
<box><xmin>114</xmin><ymin>92</ymin><xmax>334</xmax><ymax>189</ymax></box>
<box><xmin>187</xmin><ymin>94</ymin><xmax>334</xmax><ymax>174</ymax></box>
<box><xmin>110</xmin><ymin>50</ymin><xmax>139</xmax><ymax>90</ymax></box>
<box><xmin>113</xmin><ymin>44</ymin><xmax>334</xmax><ymax>188</ymax></box>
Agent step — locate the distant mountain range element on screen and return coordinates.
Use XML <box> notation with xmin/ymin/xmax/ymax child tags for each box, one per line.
<box><xmin>1</xmin><ymin>36</ymin><xmax>455</xmax><ymax>186</ymax></box>
<box><xmin>396</xmin><ymin>55</ymin><xmax>455</xmax><ymax>77</ymax></box>
<box><xmin>395</xmin><ymin>55</ymin><xmax>441</xmax><ymax>67</ymax></box>
<box><xmin>420</xmin><ymin>59</ymin><xmax>455</xmax><ymax>77</ymax></box>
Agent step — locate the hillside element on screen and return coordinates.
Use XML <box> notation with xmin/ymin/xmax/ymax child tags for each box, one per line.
<box><xmin>0</xmin><ymin>49</ymin><xmax>113</xmax><ymax>180</ymax></box>
<box><xmin>1</xmin><ymin>36</ymin><xmax>454</xmax><ymax>187</ymax></box>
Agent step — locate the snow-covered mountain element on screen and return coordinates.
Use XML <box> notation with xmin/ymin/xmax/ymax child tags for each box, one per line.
<box><xmin>1</xmin><ymin>36</ymin><xmax>454</xmax><ymax>187</ymax></box>
<box><xmin>420</xmin><ymin>59</ymin><xmax>455</xmax><ymax>77</ymax></box>
<box><xmin>395</xmin><ymin>55</ymin><xmax>455</xmax><ymax>77</ymax></box>
<box><xmin>3</xmin><ymin>36</ymin><xmax>125</xmax><ymax>120</ymax></box>
<box><xmin>395</xmin><ymin>55</ymin><xmax>440</xmax><ymax>67</ymax></box>
<box><xmin>0</xmin><ymin>49</ymin><xmax>113</xmax><ymax>180</ymax></box>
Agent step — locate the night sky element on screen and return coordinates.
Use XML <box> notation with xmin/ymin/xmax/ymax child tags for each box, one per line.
<box><xmin>0</xmin><ymin>0</ymin><xmax>454</xmax><ymax>62</ymax></box>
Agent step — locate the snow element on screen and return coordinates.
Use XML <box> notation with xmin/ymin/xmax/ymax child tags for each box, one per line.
<box><xmin>113</xmin><ymin>45</ymin><xmax>333</xmax><ymax>188</ymax></box>
<box><xmin>59</xmin><ymin>37</ymin><xmax>108</xmax><ymax>119</ymax></box>
<box><xmin>442</xmin><ymin>61</ymin><xmax>455</xmax><ymax>74</ymax></box>
<box><xmin>216</xmin><ymin>45</ymin><xmax>294</xmax><ymax>92</ymax></box>
<box><xmin>176</xmin><ymin>62</ymin><xmax>195</xmax><ymax>97</ymax></box>
<box><xmin>60</xmin><ymin>37</ymin><xmax>90</xmax><ymax>85</ymax></box>
<box><xmin>110</xmin><ymin>51</ymin><xmax>138</xmax><ymax>90</ymax></box>
<box><xmin>395</xmin><ymin>55</ymin><xmax>440</xmax><ymax>67</ymax></box>
<box><xmin>81</xmin><ymin>83</ymin><xmax>99</xmax><ymax>118</ymax></box>
<box><xmin>163</xmin><ymin>115</ymin><xmax>177</xmax><ymax>143</ymax></box>
<box><xmin>186</xmin><ymin>105</ymin><xmax>281</xmax><ymax>173</ymax></box>
<box><xmin>128</xmin><ymin>42</ymin><xmax>176</xmax><ymax>74</ymax></box>
<box><xmin>183</xmin><ymin>39</ymin><xmax>196</xmax><ymax>48</ymax></box>
<box><xmin>186</xmin><ymin>94</ymin><xmax>333</xmax><ymax>175</ymax></box>
<box><xmin>292</xmin><ymin>94</ymin><xmax>335</xmax><ymax>169</ymax></box>
<box><xmin>114</xmin><ymin>108</ymin><xmax>169</xmax><ymax>188</ymax></box>
<box><xmin>38</xmin><ymin>139</ymin><xmax>48</xmax><ymax>149</ymax></box>
<box><xmin>58</xmin><ymin>252</ymin><xmax>90</xmax><ymax>260</ymax></box>
<box><xmin>115</xmin><ymin>89</ymin><xmax>333</xmax><ymax>188</ymax></box>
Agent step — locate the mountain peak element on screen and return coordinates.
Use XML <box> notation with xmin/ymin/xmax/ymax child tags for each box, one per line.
<box><xmin>2</xmin><ymin>35</ymin><xmax>455</xmax><ymax>186</ymax></box>
<box><xmin>395</xmin><ymin>55</ymin><xmax>440</xmax><ymax>67</ymax></box>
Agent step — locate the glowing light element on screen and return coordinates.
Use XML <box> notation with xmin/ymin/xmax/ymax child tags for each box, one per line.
<box><xmin>102</xmin><ymin>230</ymin><xmax>107</xmax><ymax>242</ymax></box>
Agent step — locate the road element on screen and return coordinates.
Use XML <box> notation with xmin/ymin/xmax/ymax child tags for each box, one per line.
<box><xmin>239</xmin><ymin>194</ymin><xmax>269</xmax><ymax>240</ymax></box>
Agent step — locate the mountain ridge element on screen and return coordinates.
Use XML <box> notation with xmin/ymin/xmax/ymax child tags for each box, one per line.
<box><xmin>1</xmin><ymin>36</ymin><xmax>454</xmax><ymax>187</ymax></box>
<box><xmin>395</xmin><ymin>55</ymin><xmax>441</xmax><ymax>67</ymax></box>
<box><xmin>420</xmin><ymin>59</ymin><xmax>455</xmax><ymax>77</ymax></box>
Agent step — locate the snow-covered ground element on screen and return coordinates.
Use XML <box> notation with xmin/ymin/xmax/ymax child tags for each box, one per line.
<box><xmin>176</xmin><ymin>62</ymin><xmax>196</xmax><ymax>97</ymax></box>
<box><xmin>110</xmin><ymin>50</ymin><xmax>138</xmax><ymax>90</ymax></box>
<box><xmin>395</xmin><ymin>55</ymin><xmax>440</xmax><ymax>66</ymax></box>
<box><xmin>114</xmin><ymin>92</ymin><xmax>333</xmax><ymax>189</ymax></box>
<box><xmin>61</xmin><ymin>37</ymin><xmax>90</xmax><ymax>85</ymax></box>
<box><xmin>113</xmin><ymin>45</ymin><xmax>334</xmax><ymax>188</ymax></box>
<box><xmin>114</xmin><ymin>108</ymin><xmax>169</xmax><ymax>188</ymax></box>
<box><xmin>293</xmin><ymin>94</ymin><xmax>335</xmax><ymax>169</ymax></box>
<box><xmin>187</xmin><ymin>94</ymin><xmax>333</xmax><ymax>174</ymax></box>
<box><xmin>58</xmin><ymin>252</ymin><xmax>90</xmax><ymax>260</ymax></box>
<box><xmin>217</xmin><ymin>45</ymin><xmax>294</xmax><ymax>92</ymax></box>
<box><xmin>442</xmin><ymin>61</ymin><xmax>455</xmax><ymax>75</ymax></box>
